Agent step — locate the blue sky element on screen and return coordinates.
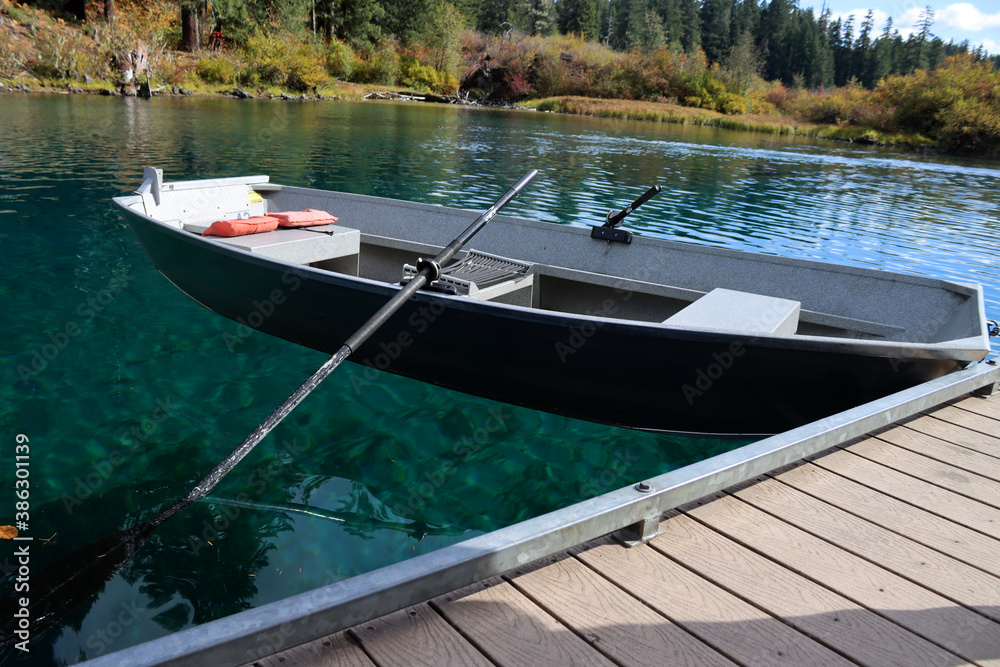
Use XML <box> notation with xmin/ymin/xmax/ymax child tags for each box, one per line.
<box><xmin>800</xmin><ymin>1</ymin><xmax>1000</xmax><ymax>54</ymax></box>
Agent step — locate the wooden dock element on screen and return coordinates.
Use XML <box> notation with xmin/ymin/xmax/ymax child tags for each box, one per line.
<box><xmin>245</xmin><ymin>393</ymin><xmax>1000</xmax><ymax>667</ymax></box>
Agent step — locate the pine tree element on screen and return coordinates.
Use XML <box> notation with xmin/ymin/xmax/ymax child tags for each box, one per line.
<box><xmin>654</xmin><ymin>0</ymin><xmax>684</xmax><ymax>50</ymax></box>
<box><xmin>478</xmin><ymin>0</ymin><xmax>513</xmax><ymax>33</ymax></box>
<box><xmin>679</xmin><ymin>0</ymin><xmax>701</xmax><ymax>54</ymax></box>
<box><xmin>610</xmin><ymin>0</ymin><xmax>648</xmax><ymax>50</ymax></box>
<box><xmin>559</xmin><ymin>0</ymin><xmax>600</xmax><ymax>40</ymax></box>
<box><xmin>758</xmin><ymin>0</ymin><xmax>793</xmax><ymax>83</ymax></box>
<box><xmin>856</xmin><ymin>9</ymin><xmax>876</xmax><ymax>86</ymax></box>
<box><xmin>700</xmin><ymin>0</ymin><xmax>733</xmax><ymax>64</ymax></box>
<box><xmin>512</xmin><ymin>0</ymin><xmax>556</xmax><ymax>35</ymax></box>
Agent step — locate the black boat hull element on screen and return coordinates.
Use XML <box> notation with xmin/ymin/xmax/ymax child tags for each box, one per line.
<box><xmin>123</xmin><ymin>210</ymin><xmax>961</xmax><ymax>436</ymax></box>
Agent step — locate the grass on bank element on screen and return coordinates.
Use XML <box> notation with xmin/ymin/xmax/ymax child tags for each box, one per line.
<box><xmin>525</xmin><ymin>95</ymin><xmax>943</xmax><ymax>146</ymax></box>
<box><xmin>1</xmin><ymin>0</ymin><xmax>997</xmax><ymax>152</ymax></box>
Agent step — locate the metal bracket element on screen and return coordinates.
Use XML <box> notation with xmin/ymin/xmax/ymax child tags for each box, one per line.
<box><xmin>135</xmin><ymin>166</ymin><xmax>163</xmax><ymax>213</ymax></box>
<box><xmin>613</xmin><ymin>515</ymin><xmax>665</xmax><ymax>548</ymax></box>
<box><xmin>591</xmin><ymin>225</ymin><xmax>633</xmax><ymax>244</ymax></box>
<box><xmin>973</xmin><ymin>359</ymin><xmax>999</xmax><ymax>396</ymax></box>
<box><xmin>612</xmin><ymin>481</ymin><xmax>664</xmax><ymax>547</ymax></box>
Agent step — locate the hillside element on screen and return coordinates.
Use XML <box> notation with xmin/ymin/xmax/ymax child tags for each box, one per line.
<box><xmin>2</xmin><ymin>0</ymin><xmax>999</xmax><ymax>152</ymax></box>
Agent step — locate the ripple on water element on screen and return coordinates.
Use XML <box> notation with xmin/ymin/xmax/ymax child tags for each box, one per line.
<box><xmin>1</xmin><ymin>94</ymin><xmax>997</xmax><ymax>664</ymax></box>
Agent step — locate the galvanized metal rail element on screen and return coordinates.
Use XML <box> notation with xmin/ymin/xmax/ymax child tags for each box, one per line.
<box><xmin>87</xmin><ymin>360</ymin><xmax>1000</xmax><ymax>667</ymax></box>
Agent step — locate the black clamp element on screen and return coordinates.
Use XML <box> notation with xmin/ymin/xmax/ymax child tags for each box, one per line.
<box><xmin>590</xmin><ymin>184</ymin><xmax>661</xmax><ymax>244</ymax></box>
<box><xmin>415</xmin><ymin>257</ymin><xmax>442</xmax><ymax>283</ymax></box>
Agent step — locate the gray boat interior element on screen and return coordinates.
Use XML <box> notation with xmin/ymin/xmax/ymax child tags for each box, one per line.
<box><xmin>120</xmin><ymin>170</ymin><xmax>989</xmax><ymax>356</ymax></box>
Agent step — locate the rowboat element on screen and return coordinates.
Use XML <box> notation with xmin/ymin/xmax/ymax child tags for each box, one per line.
<box><xmin>112</xmin><ymin>168</ymin><xmax>993</xmax><ymax>436</ymax></box>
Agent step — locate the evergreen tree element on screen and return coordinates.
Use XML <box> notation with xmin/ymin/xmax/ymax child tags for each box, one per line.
<box><xmin>559</xmin><ymin>0</ymin><xmax>600</xmax><ymax>40</ymax></box>
<box><xmin>654</xmin><ymin>0</ymin><xmax>684</xmax><ymax>50</ymax></box>
<box><xmin>512</xmin><ymin>0</ymin><xmax>556</xmax><ymax>35</ymax></box>
<box><xmin>678</xmin><ymin>0</ymin><xmax>701</xmax><ymax>54</ymax></box>
<box><xmin>700</xmin><ymin>0</ymin><xmax>733</xmax><ymax>64</ymax></box>
<box><xmin>385</xmin><ymin>0</ymin><xmax>436</xmax><ymax>43</ymax></box>
<box><xmin>758</xmin><ymin>0</ymin><xmax>792</xmax><ymax>83</ymax></box>
<box><xmin>478</xmin><ymin>0</ymin><xmax>513</xmax><ymax>33</ymax></box>
<box><xmin>910</xmin><ymin>5</ymin><xmax>935</xmax><ymax>71</ymax></box>
<box><xmin>834</xmin><ymin>14</ymin><xmax>854</xmax><ymax>85</ymax></box>
<box><xmin>872</xmin><ymin>17</ymin><xmax>897</xmax><ymax>81</ymax></box>
<box><xmin>610</xmin><ymin>0</ymin><xmax>647</xmax><ymax>50</ymax></box>
<box><xmin>730</xmin><ymin>0</ymin><xmax>760</xmax><ymax>53</ymax></box>
<box><xmin>856</xmin><ymin>9</ymin><xmax>876</xmax><ymax>87</ymax></box>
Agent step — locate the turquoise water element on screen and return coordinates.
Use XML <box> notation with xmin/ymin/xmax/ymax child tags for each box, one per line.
<box><xmin>1</xmin><ymin>93</ymin><xmax>998</xmax><ymax>664</ymax></box>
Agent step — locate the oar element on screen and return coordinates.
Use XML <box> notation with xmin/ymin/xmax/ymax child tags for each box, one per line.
<box><xmin>1</xmin><ymin>169</ymin><xmax>539</xmax><ymax>647</ymax></box>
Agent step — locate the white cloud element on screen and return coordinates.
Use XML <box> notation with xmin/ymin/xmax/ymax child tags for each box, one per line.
<box><xmin>937</xmin><ymin>3</ymin><xmax>1000</xmax><ymax>32</ymax></box>
<box><xmin>976</xmin><ymin>38</ymin><xmax>999</xmax><ymax>53</ymax></box>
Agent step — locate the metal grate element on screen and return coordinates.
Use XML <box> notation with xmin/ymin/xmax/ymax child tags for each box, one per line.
<box><xmin>404</xmin><ymin>249</ymin><xmax>532</xmax><ymax>294</ymax></box>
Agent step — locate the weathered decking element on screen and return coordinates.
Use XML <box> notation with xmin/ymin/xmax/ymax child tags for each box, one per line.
<box><xmin>245</xmin><ymin>392</ymin><xmax>1000</xmax><ymax>667</ymax></box>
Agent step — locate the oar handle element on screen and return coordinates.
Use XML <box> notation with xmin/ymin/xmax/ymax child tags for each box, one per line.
<box><xmin>155</xmin><ymin>170</ymin><xmax>539</xmax><ymax>523</ymax></box>
<box><xmin>605</xmin><ymin>184</ymin><xmax>661</xmax><ymax>228</ymax></box>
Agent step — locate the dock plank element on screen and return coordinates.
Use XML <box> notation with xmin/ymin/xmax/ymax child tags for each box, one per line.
<box><xmin>690</xmin><ymin>491</ymin><xmax>1000</xmax><ymax>663</ymax></box>
<box><xmin>929</xmin><ymin>401</ymin><xmax>1000</xmax><ymax>440</ymax></box>
<box><xmin>950</xmin><ymin>395</ymin><xmax>1000</xmax><ymax>423</ymax></box>
<box><xmin>347</xmin><ymin>603</ymin><xmax>492</xmax><ymax>667</ymax></box>
<box><xmin>773</xmin><ymin>462</ymin><xmax>1000</xmax><ymax>578</ymax></box>
<box><xmin>902</xmin><ymin>412</ymin><xmax>1000</xmax><ymax>459</ymax></box>
<box><xmin>844</xmin><ymin>438</ymin><xmax>1000</xmax><ymax>509</ymax></box>
<box><xmin>651</xmin><ymin>511</ymin><xmax>965</xmax><ymax>667</ymax></box>
<box><xmin>238</xmin><ymin>631</ymin><xmax>374</xmax><ymax>667</ymax></box>
<box><xmin>244</xmin><ymin>393</ymin><xmax>1000</xmax><ymax>667</ymax></box>
<box><xmin>730</xmin><ymin>476</ymin><xmax>1000</xmax><ymax>623</ymax></box>
<box><xmin>431</xmin><ymin>578</ymin><xmax>615</xmax><ymax>667</ymax></box>
<box><xmin>811</xmin><ymin>448</ymin><xmax>1000</xmax><ymax>540</ymax></box>
<box><xmin>575</xmin><ymin>538</ymin><xmax>855</xmax><ymax>667</ymax></box>
<box><xmin>877</xmin><ymin>427</ymin><xmax>1000</xmax><ymax>481</ymax></box>
<box><xmin>507</xmin><ymin>552</ymin><xmax>736</xmax><ymax>667</ymax></box>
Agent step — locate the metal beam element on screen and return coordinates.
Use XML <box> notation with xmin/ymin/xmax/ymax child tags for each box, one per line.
<box><xmin>86</xmin><ymin>360</ymin><xmax>1000</xmax><ymax>667</ymax></box>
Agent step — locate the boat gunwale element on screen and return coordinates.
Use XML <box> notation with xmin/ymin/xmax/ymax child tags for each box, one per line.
<box><xmin>112</xmin><ymin>190</ymin><xmax>990</xmax><ymax>361</ymax></box>
<box><xmin>248</xmin><ymin>181</ymin><xmax>984</xmax><ymax>297</ymax></box>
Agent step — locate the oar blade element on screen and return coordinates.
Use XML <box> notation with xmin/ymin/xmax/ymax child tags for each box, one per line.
<box><xmin>2</xmin><ymin>522</ymin><xmax>155</xmax><ymax>648</ymax></box>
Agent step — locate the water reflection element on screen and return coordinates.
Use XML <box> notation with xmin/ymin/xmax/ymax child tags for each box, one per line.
<box><xmin>0</xmin><ymin>93</ymin><xmax>997</xmax><ymax>663</ymax></box>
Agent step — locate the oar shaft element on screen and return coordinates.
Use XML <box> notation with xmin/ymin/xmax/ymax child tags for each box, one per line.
<box><xmin>156</xmin><ymin>169</ymin><xmax>539</xmax><ymax>523</ymax></box>
<box><xmin>439</xmin><ymin>169</ymin><xmax>538</xmax><ymax>265</ymax></box>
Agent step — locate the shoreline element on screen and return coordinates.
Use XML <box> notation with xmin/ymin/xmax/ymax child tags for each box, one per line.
<box><xmin>0</xmin><ymin>82</ymin><xmax>939</xmax><ymax>154</ymax></box>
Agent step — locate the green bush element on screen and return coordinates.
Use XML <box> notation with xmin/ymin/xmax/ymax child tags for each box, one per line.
<box><xmin>326</xmin><ymin>40</ymin><xmax>355</xmax><ymax>80</ymax></box>
<box><xmin>237</xmin><ymin>32</ymin><xmax>327</xmax><ymax>91</ymax></box>
<box><xmin>400</xmin><ymin>56</ymin><xmax>437</xmax><ymax>90</ymax></box>
<box><xmin>285</xmin><ymin>46</ymin><xmax>328</xmax><ymax>91</ymax></box>
<box><xmin>195</xmin><ymin>57</ymin><xmax>237</xmax><ymax>84</ymax></box>
<box><xmin>354</xmin><ymin>43</ymin><xmax>399</xmax><ymax>85</ymax></box>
